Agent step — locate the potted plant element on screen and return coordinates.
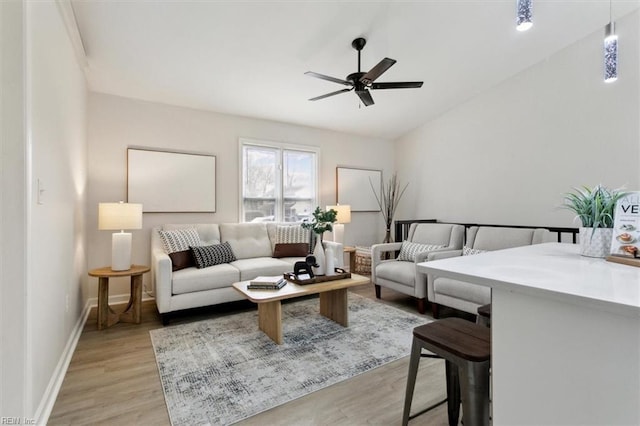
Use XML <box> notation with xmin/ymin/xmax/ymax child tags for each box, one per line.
<box><xmin>302</xmin><ymin>207</ymin><xmax>337</xmax><ymax>275</ymax></box>
<box><xmin>562</xmin><ymin>185</ymin><xmax>626</xmax><ymax>257</ymax></box>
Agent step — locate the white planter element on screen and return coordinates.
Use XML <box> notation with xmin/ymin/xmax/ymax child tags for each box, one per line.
<box><xmin>579</xmin><ymin>227</ymin><xmax>613</xmax><ymax>258</ymax></box>
<box><xmin>312</xmin><ymin>238</ymin><xmax>326</xmax><ymax>276</ymax></box>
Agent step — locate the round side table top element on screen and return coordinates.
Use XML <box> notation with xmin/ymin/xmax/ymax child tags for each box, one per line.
<box><xmin>89</xmin><ymin>265</ymin><xmax>150</xmax><ymax>278</ymax></box>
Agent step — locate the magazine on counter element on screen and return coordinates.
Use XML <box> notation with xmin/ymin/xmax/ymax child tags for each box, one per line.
<box><xmin>610</xmin><ymin>192</ymin><xmax>640</xmax><ymax>259</ymax></box>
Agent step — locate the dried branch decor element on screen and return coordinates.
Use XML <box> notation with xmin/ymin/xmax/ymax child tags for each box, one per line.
<box><xmin>370</xmin><ymin>173</ymin><xmax>409</xmax><ymax>243</ymax></box>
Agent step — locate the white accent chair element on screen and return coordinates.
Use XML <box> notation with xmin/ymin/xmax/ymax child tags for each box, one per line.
<box><xmin>371</xmin><ymin>223</ymin><xmax>465</xmax><ymax>313</ymax></box>
<box><xmin>427</xmin><ymin>226</ymin><xmax>550</xmax><ymax>318</ymax></box>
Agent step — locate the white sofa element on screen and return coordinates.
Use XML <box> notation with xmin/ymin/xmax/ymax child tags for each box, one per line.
<box><xmin>151</xmin><ymin>222</ymin><xmax>343</xmax><ymax>323</ymax></box>
<box><xmin>427</xmin><ymin>226</ymin><xmax>550</xmax><ymax>318</ymax></box>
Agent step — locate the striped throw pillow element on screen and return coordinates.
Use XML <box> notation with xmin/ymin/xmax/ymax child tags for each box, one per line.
<box><xmin>462</xmin><ymin>246</ymin><xmax>488</xmax><ymax>256</ymax></box>
<box><xmin>397</xmin><ymin>241</ymin><xmax>446</xmax><ymax>262</ymax></box>
<box><xmin>159</xmin><ymin>228</ymin><xmax>201</xmax><ymax>254</ymax></box>
<box><xmin>190</xmin><ymin>242</ymin><xmax>236</xmax><ymax>269</ymax></box>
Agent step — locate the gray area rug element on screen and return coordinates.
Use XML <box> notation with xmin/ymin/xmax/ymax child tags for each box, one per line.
<box><xmin>150</xmin><ymin>293</ymin><xmax>429</xmax><ymax>425</ymax></box>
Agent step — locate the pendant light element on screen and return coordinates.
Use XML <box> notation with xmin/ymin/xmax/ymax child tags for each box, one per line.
<box><xmin>604</xmin><ymin>1</ymin><xmax>618</xmax><ymax>83</ymax></box>
<box><xmin>516</xmin><ymin>0</ymin><xmax>533</xmax><ymax>32</ymax></box>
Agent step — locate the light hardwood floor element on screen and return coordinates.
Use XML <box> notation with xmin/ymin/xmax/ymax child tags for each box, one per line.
<box><xmin>49</xmin><ymin>283</ymin><xmax>466</xmax><ymax>425</ymax></box>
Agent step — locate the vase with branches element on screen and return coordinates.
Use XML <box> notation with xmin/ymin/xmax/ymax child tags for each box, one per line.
<box><xmin>370</xmin><ymin>173</ymin><xmax>409</xmax><ymax>244</ymax></box>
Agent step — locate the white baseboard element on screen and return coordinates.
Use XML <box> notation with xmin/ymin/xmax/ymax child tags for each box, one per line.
<box><xmin>33</xmin><ymin>299</ymin><xmax>91</xmax><ymax>425</ymax></box>
<box><xmin>33</xmin><ymin>292</ymin><xmax>155</xmax><ymax>425</ymax></box>
<box><xmin>86</xmin><ymin>291</ymin><xmax>156</xmax><ymax>307</ymax></box>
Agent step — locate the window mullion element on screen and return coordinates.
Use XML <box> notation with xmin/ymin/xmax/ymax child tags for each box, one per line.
<box><xmin>277</xmin><ymin>148</ymin><xmax>284</xmax><ymax>222</ymax></box>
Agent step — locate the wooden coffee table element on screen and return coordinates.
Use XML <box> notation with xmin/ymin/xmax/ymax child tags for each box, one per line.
<box><xmin>233</xmin><ymin>274</ymin><xmax>369</xmax><ymax>344</ymax></box>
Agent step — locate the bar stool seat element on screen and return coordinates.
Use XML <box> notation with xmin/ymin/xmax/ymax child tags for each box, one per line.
<box><xmin>476</xmin><ymin>303</ymin><xmax>491</xmax><ymax>327</ymax></box>
<box><xmin>402</xmin><ymin>318</ymin><xmax>491</xmax><ymax>426</ymax></box>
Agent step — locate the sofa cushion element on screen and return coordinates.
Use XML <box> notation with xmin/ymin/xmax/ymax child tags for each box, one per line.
<box><xmin>463</xmin><ymin>246</ymin><xmax>488</xmax><ymax>256</ymax></box>
<box><xmin>410</xmin><ymin>223</ymin><xmax>461</xmax><ymax>247</ymax></box>
<box><xmin>468</xmin><ymin>227</ymin><xmax>539</xmax><ymax>251</ymax></box>
<box><xmin>434</xmin><ymin>276</ymin><xmax>491</xmax><ymax>305</ymax></box>
<box><xmin>191</xmin><ymin>242</ymin><xmax>237</xmax><ymax>268</ymax></box>
<box><xmin>159</xmin><ymin>228</ymin><xmax>201</xmax><ymax>253</ymax></box>
<box><xmin>376</xmin><ymin>261</ymin><xmax>415</xmax><ymax>287</ymax></box>
<box><xmin>168</xmin><ymin>250</ymin><xmax>195</xmax><ymax>271</ymax></box>
<box><xmin>397</xmin><ymin>241</ymin><xmax>445</xmax><ymax>262</ymax></box>
<box><xmin>220</xmin><ymin>223</ymin><xmax>272</xmax><ymax>259</ymax></box>
<box><xmin>172</xmin><ymin>263</ymin><xmax>240</xmax><ymax>295</ymax></box>
<box><xmin>230</xmin><ymin>257</ymin><xmax>294</xmax><ymax>281</ymax></box>
<box><xmin>273</xmin><ymin>243</ymin><xmax>309</xmax><ymax>258</ymax></box>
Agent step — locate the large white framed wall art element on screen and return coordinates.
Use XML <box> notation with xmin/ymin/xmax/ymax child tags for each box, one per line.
<box><xmin>336</xmin><ymin>166</ymin><xmax>381</xmax><ymax>212</ymax></box>
<box><xmin>127</xmin><ymin>148</ymin><xmax>216</xmax><ymax>212</ymax></box>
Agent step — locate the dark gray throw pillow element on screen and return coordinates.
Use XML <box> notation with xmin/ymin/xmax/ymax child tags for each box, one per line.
<box><xmin>168</xmin><ymin>250</ymin><xmax>195</xmax><ymax>271</ymax></box>
<box><xmin>190</xmin><ymin>242</ymin><xmax>236</xmax><ymax>269</ymax></box>
<box><xmin>273</xmin><ymin>243</ymin><xmax>310</xmax><ymax>258</ymax></box>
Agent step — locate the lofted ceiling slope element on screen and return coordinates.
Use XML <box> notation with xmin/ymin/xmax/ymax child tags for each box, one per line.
<box><xmin>70</xmin><ymin>0</ymin><xmax>639</xmax><ymax>140</ymax></box>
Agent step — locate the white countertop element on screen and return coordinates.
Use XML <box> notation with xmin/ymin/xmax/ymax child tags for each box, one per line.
<box><xmin>417</xmin><ymin>243</ymin><xmax>640</xmax><ymax>317</ymax></box>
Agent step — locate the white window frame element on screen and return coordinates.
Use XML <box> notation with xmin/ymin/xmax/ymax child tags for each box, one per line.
<box><xmin>239</xmin><ymin>138</ymin><xmax>320</xmax><ymax>223</ymax></box>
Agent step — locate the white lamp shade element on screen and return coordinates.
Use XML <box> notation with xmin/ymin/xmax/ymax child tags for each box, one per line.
<box><xmin>326</xmin><ymin>205</ymin><xmax>351</xmax><ymax>224</ymax></box>
<box><xmin>99</xmin><ymin>202</ymin><xmax>143</xmax><ymax>230</ymax></box>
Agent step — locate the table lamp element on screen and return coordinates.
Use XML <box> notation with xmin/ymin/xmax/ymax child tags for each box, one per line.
<box><xmin>326</xmin><ymin>204</ymin><xmax>351</xmax><ymax>244</ymax></box>
<box><xmin>99</xmin><ymin>201</ymin><xmax>143</xmax><ymax>271</ymax></box>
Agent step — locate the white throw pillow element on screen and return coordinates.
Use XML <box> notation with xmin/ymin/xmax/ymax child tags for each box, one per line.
<box><xmin>397</xmin><ymin>241</ymin><xmax>445</xmax><ymax>262</ymax></box>
<box><xmin>159</xmin><ymin>228</ymin><xmax>201</xmax><ymax>254</ymax></box>
<box><xmin>462</xmin><ymin>246</ymin><xmax>488</xmax><ymax>256</ymax></box>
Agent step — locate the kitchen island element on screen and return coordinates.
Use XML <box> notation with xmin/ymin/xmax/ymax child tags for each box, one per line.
<box><xmin>417</xmin><ymin>243</ymin><xmax>640</xmax><ymax>425</ymax></box>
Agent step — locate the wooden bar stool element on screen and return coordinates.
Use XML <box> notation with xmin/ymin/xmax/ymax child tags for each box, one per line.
<box><xmin>402</xmin><ymin>318</ymin><xmax>491</xmax><ymax>426</ymax></box>
<box><xmin>476</xmin><ymin>303</ymin><xmax>491</xmax><ymax>327</ymax></box>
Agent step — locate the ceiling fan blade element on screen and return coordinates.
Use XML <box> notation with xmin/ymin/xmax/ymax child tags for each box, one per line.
<box><xmin>370</xmin><ymin>81</ymin><xmax>424</xmax><ymax>90</ymax></box>
<box><xmin>360</xmin><ymin>58</ymin><xmax>396</xmax><ymax>85</ymax></box>
<box><xmin>356</xmin><ymin>90</ymin><xmax>375</xmax><ymax>106</ymax></box>
<box><xmin>309</xmin><ymin>87</ymin><xmax>353</xmax><ymax>101</ymax></box>
<box><xmin>305</xmin><ymin>71</ymin><xmax>352</xmax><ymax>87</ymax></box>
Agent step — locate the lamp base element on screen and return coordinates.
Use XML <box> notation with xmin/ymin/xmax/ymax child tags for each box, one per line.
<box><xmin>111</xmin><ymin>232</ymin><xmax>132</xmax><ymax>271</ymax></box>
<box><xmin>333</xmin><ymin>224</ymin><xmax>345</xmax><ymax>245</ymax></box>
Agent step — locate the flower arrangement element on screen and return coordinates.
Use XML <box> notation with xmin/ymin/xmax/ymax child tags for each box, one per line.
<box><xmin>301</xmin><ymin>207</ymin><xmax>337</xmax><ymax>236</ymax></box>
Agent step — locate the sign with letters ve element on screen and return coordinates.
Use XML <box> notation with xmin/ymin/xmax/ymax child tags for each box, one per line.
<box><xmin>610</xmin><ymin>192</ymin><xmax>640</xmax><ymax>258</ymax></box>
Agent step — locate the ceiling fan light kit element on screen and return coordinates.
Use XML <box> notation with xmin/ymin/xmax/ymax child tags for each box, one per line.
<box><xmin>305</xmin><ymin>37</ymin><xmax>423</xmax><ymax>107</ymax></box>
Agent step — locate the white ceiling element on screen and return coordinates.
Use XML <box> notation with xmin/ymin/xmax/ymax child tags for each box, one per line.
<box><xmin>70</xmin><ymin>0</ymin><xmax>639</xmax><ymax>140</ymax></box>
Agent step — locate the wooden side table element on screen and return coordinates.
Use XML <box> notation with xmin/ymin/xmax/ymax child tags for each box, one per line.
<box><xmin>344</xmin><ymin>246</ymin><xmax>356</xmax><ymax>272</ymax></box>
<box><xmin>88</xmin><ymin>265</ymin><xmax>150</xmax><ymax>330</ymax></box>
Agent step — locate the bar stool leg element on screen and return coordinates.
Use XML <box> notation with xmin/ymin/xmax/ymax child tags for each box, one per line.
<box><xmin>458</xmin><ymin>360</ymin><xmax>490</xmax><ymax>426</ymax></box>
<box><xmin>445</xmin><ymin>360</ymin><xmax>461</xmax><ymax>426</ymax></box>
<box><xmin>402</xmin><ymin>337</ymin><xmax>423</xmax><ymax>426</ymax></box>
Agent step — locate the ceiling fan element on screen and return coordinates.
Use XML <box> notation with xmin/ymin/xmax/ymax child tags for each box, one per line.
<box><xmin>305</xmin><ymin>37</ymin><xmax>423</xmax><ymax>107</ymax></box>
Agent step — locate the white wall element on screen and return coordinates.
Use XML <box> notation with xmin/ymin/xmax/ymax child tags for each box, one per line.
<box><xmin>1</xmin><ymin>0</ymin><xmax>28</xmax><ymax>417</ymax></box>
<box><xmin>0</xmin><ymin>1</ymin><xmax>90</xmax><ymax>421</ymax></box>
<box><xmin>395</xmin><ymin>10</ymin><xmax>640</xmax><ymax>228</ymax></box>
<box><xmin>87</xmin><ymin>93</ymin><xmax>393</xmax><ymax>297</ymax></box>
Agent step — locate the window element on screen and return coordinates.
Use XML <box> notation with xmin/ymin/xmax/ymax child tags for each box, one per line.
<box><xmin>240</xmin><ymin>139</ymin><xmax>318</xmax><ymax>223</ymax></box>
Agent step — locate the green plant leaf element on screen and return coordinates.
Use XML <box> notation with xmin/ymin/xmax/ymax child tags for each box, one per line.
<box><xmin>561</xmin><ymin>184</ymin><xmax>626</xmax><ymax>228</ymax></box>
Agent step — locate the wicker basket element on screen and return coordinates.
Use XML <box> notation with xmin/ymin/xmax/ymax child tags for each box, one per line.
<box><xmin>354</xmin><ymin>246</ymin><xmax>372</xmax><ymax>275</ymax></box>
